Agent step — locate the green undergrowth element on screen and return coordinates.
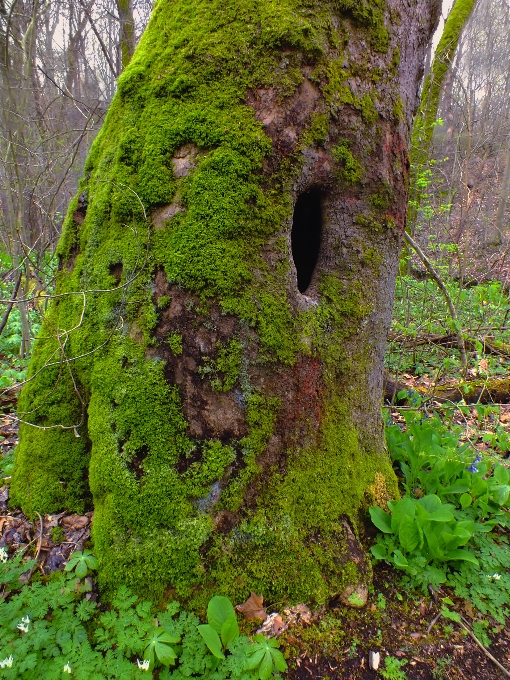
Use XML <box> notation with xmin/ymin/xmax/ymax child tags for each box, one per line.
<box><xmin>0</xmin><ymin>551</ymin><xmax>286</xmax><ymax>680</ymax></box>
<box><xmin>370</xmin><ymin>403</ymin><xmax>510</xmax><ymax>625</ymax></box>
<box><xmin>387</xmin><ymin>275</ymin><xmax>510</xmax><ymax>378</ymax></box>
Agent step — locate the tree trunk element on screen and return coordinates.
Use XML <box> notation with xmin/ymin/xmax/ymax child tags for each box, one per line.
<box><xmin>12</xmin><ymin>0</ymin><xmax>441</xmax><ymax>607</ymax></box>
<box><xmin>407</xmin><ymin>0</ymin><xmax>477</xmax><ymax>236</ymax></box>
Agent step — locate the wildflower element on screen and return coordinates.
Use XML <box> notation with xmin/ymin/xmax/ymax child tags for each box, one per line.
<box><xmin>0</xmin><ymin>656</ymin><xmax>13</xmax><ymax>668</ymax></box>
<box><xmin>467</xmin><ymin>453</ymin><xmax>482</xmax><ymax>473</ymax></box>
<box><xmin>17</xmin><ymin>615</ymin><xmax>30</xmax><ymax>633</ymax></box>
<box><xmin>0</xmin><ymin>547</ymin><xmax>8</xmax><ymax>563</ymax></box>
<box><xmin>137</xmin><ymin>658</ymin><xmax>150</xmax><ymax>671</ymax></box>
<box><xmin>487</xmin><ymin>573</ymin><xmax>501</xmax><ymax>581</ymax></box>
<box><xmin>63</xmin><ymin>662</ymin><xmax>72</xmax><ymax>673</ymax></box>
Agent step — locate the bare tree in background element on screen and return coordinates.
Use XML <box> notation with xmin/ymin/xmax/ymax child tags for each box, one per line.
<box><xmin>415</xmin><ymin>0</ymin><xmax>510</xmax><ymax>279</ymax></box>
<box><xmin>0</xmin><ymin>0</ymin><xmax>153</xmax><ymax>353</ymax></box>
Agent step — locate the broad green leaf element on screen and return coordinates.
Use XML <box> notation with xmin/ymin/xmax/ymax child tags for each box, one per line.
<box><xmin>198</xmin><ymin>624</ymin><xmax>225</xmax><ymax>659</ymax></box>
<box><xmin>459</xmin><ymin>493</ymin><xmax>472</xmax><ymax>509</ymax></box>
<box><xmin>64</xmin><ymin>558</ymin><xmax>79</xmax><ymax>572</ymax></box>
<box><xmin>245</xmin><ymin>648</ymin><xmax>265</xmax><ymax>670</ymax></box>
<box><xmin>442</xmin><ymin>480</ymin><xmax>470</xmax><ymax>495</ymax></box>
<box><xmin>441</xmin><ymin>606</ymin><xmax>461</xmax><ymax>622</ymax></box>
<box><xmin>490</xmin><ymin>484</ymin><xmax>510</xmax><ymax>507</ymax></box>
<box><xmin>259</xmin><ymin>649</ymin><xmax>274</xmax><ymax>680</ymax></box>
<box><xmin>154</xmin><ymin>641</ymin><xmax>177</xmax><ymax>665</ymax></box>
<box><xmin>399</xmin><ymin>517</ymin><xmax>420</xmax><ymax>553</ymax></box>
<box><xmin>441</xmin><ymin>549</ymin><xmax>478</xmax><ymax>565</ymax></box>
<box><xmin>220</xmin><ymin>616</ymin><xmax>239</xmax><ymax>649</ymax></box>
<box><xmin>494</xmin><ymin>465</ymin><xmax>510</xmax><ymax>485</ymax></box>
<box><xmin>75</xmin><ymin>560</ymin><xmax>88</xmax><ymax>579</ymax></box>
<box><xmin>270</xmin><ymin>647</ymin><xmax>288</xmax><ymax>672</ymax></box>
<box><xmin>369</xmin><ymin>507</ymin><xmax>392</xmax><ymax>533</ymax></box>
<box><xmin>207</xmin><ymin>595</ymin><xmax>236</xmax><ymax>634</ymax></box>
<box><xmin>84</xmin><ymin>555</ymin><xmax>98</xmax><ymax>570</ymax></box>
<box><xmin>428</xmin><ymin>508</ymin><xmax>454</xmax><ymax>522</ymax></box>
<box><xmin>392</xmin><ymin>549</ymin><xmax>409</xmax><ymax>568</ymax></box>
<box><xmin>371</xmin><ymin>543</ymin><xmax>388</xmax><ymax>560</ymax></box>
<box><xmin>417</xmin><ymin>494</ymin><xmax>442</xmax><ymax>514</ymax></box>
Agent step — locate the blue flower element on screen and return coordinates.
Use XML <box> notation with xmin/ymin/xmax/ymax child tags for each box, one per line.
<box><xmin>467</xmin><ymin>453</ymin><xmax>482</xmax><ymax>473</ymax></box>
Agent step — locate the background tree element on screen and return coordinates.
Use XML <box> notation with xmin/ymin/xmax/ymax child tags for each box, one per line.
<box><xmin>0</xmin><ymin>0</ymin><xmax>153</xmax><ymax>351</ymax></box>
<box><xmin>11</xmin><ymin>0</ymin><xmax>441</xmax><ymax>607</ymax></box>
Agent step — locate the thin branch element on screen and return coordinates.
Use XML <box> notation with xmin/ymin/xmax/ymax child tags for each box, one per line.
<box><xmin>404</xmin><ymin>231</ymin><xmax>468</xmax><ymax>375</ymax></box>
<box><xmin>0</xmin><ymin>270</ymin><xmax>22</xmax><ymax>336</ymax></box>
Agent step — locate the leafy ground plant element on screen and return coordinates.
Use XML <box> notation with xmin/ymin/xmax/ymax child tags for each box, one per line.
<box><xmin>0</xmin><ymin>551</ymin><xmax>286</xmax><ymax>679</ymax></box>
<box><xmin>370</xmin><ymin>411</ymin><xmax>510</xmax><ymax>620</ymax></box>
<box><xmin>379</xmin><ymin>655</ymin><xmax>408</xmax><ymax>679</ymax></box>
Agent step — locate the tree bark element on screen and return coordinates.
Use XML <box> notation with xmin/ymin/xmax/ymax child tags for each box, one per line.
<box><xmin>12</xmin><ymin>0</ymin><xmax>441</xmax><ymax>607</ymax></box>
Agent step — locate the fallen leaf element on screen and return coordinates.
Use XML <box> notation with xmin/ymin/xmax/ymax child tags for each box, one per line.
<box><xmin>236</xmin><ymin>592</ymin><xmax>267</xmax><ymax>621</ymax></box>
<box><xmin>61</xmin><ymin>515</ymin><xmax>90</xmax><ymax>530</ymax></box>
<box><xmin>479</xmin><ymin>358</ymin><xmax>489</xmax><ymax>373</ymax></box>
<box><xmin>255</xmin><ymin>612</ymin><xmax>287</xmax><ymax>636</ymax></box>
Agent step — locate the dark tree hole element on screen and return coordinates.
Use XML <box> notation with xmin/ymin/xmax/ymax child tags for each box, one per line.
<box><xmin>291</xmin><ymin>189</ymin><xmax>322</xmax><ymax>293</ymax></box>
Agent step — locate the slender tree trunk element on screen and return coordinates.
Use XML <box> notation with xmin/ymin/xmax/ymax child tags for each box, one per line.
<box><xmin>408</xmin><ymin>0</ymin><xmax>478</xmax><ymax>236</ymax></box>
<box><xmin>116</xmin><ymin>0</ymin><xmax>135</xmax><ymax>72</ymax></box>
<box><xmin>12</xmin><ymin>0</ymin><xmax>441</xmax><ymax>607</ymax></box>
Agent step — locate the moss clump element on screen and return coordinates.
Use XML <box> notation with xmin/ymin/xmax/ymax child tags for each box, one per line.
<box><xmin>168</xmin><ymin>332</ymin><xmax>183</xmax><ymax>356</ymax></box>
<box><xmin>198</xmin><ymin>339</ymin><xmax>243</xmax><ymax>392</ymax></box>
<box><xmin>332</xmin><ymin>141</ymin><xmax>363</xmax><ymax>185</ymax></box>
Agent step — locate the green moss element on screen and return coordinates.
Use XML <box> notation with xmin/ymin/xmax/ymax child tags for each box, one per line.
<box><xmin>360</xmin><ymin>93</ymin><xmax>378</xmax><ymax>126</ymax></box>
<box><xmin>334</xmin><ymin>0</ymin><xmax>390</xmax><ymax>52</ymax></box>
<box><xmin>167</xmin><ymin>332</ymin><xmax>183</xmax><ymax>356</ymax></box>
<box><xmin>301</xmin><ymin>112</ymin><xmax>329</xmax><ymax>147</ymax></box>
<box><xmin>332</xmin><ymin>141</ymin><xmax>363</xmax><ymax>185</ymax></box>
<box><xmin>392</xmin><ymin>94</ymin><xmax>404</xmax><ymax>122</ymax></box>
<box><xmin>198</xmin><ymin>339</ymin><xmax>243</xmax><ymax>391</ymax></box>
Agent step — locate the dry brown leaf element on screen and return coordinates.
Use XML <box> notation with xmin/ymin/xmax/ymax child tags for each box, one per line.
<box><xmin>479</xmin><ymin>358</ymin><xmax>489</xmax><ymax>373</ymax></box>
<box><xmin>61</xmin><ymin>515</ymin><xmax>90</xmax><ymax>530</ymax></box>
<box><xmin>235</xmin><ymin>592</ymin><xmax>267</xmax><ymax>621</ymax></box>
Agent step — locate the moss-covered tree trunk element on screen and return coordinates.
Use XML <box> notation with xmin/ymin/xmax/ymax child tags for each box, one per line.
<box><xmin>12</xmin><ymin>0</ymin><xmax>440</xmax><ymax>606</ymax></box>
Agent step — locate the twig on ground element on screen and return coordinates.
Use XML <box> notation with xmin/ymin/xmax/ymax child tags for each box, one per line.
<box><xmin>426</xmin><ymin>611</ymin><xmax>443</xmax><ymax>634</ymax></box>
<box><xmin>459</xmin><ymin>615</ymin><xmax>510</xmax><ymax>678</ymax></box>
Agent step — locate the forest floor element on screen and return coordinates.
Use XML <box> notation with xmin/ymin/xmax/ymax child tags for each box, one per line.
<box><xmin>2</xmin><ymin>402</ymin><xmax>510</xmax><ymax>680</ymax></box>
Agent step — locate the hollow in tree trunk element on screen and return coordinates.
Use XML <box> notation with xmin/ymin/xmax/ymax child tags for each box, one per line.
<box><xmin>12</xmin><ymin>0</ymin><xmax>441</xmax><ymax>607</ymax></box>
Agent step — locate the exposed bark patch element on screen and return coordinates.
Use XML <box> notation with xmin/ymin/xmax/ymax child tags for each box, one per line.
<box><xmin>126</xmin><ymin>444</ymin><xmax>149</xmax><ymax>480</ymax></box>
<box><xmin>59</xmin><ymin>243</ymin><xmax>80</xmax><ymax>272</ymax></box>
<box><xmin>149</xmin><ymin>270</ymin><xmax>249</xmax><ymax>442</ymax></box>
<box><xmin>151</xmin><ymin>195</ymin><xmax>185</xmax><ymax>230</ymax></box>
<box><xmin>246</xmin><ymin>77</ymin><xmax>322</xmax><ymax>156</ymax></box>
<box><xmin>172</xmin><ymin>143</ymin><xmax>199</xmax><ymax>178</ymax></box>
<box><xmin>72</xmin><ymin>192</ymin><xmax>88</xmax><ymax>226</ymax></box>
<box><xmin>108</xmin><ymin>262</ymin><xmax>123</xmax><ymax>286</ymax></box>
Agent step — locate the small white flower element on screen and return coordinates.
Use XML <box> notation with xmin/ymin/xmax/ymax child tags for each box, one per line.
<box><xmin>21</xmin><ymin>615</ymin><xmax>30</xmax><ymax>624</ymax></box>
<box><xmin>136</xmin><ymin>658</ymin><xmax>150</xmax><ymax>671</ymax></box>
<box><xmin>493</xmin><ymin>573</ymin><xmax>501</xmax><ymax>580</ymax></box>
<box><xmin>17</xmin><ymin>622</ymin><xmax>29</xmax><ymax>633</ymax></box>
<box><xmin>0</xmin><ymin>656</ymin><xmax>13</xmax><ymax>668</ymax></box>
<box><xmin>0</xmin><ymin>547</ymin><xmax>8</xmax><ymax>563</ymax></box>
<box><xmin>63</xmin><ymin>662</ymin><xmax>72</xmax><ymax>673</ymax></box>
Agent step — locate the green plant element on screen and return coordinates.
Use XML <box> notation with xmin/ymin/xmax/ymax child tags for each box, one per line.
<box><xmin>380</xmin><ymin>655</ymin><xmax>408</xmax><ymax>679</ymax></box>
<box><xmin>49</xmin><ymin>526</ymin><xmax>65</xmax><ymax>543</ymax></box>
<box><xmin>0</xmin><ymin>552</ymin><xmax>286</xmax><ymax>679</ymax></box>
<box><xmin>472</xmin><ymin>620</ymin><xmax>491</xmax><ymax>647</ymax></box>
<box><xmin>64</xmin><ymin>549</ymin><xmax>98</xmax><ymax>578</ymax></box>
<box><xmin>198</xmin><ymin>596</ymin><xmax>240</xmax><ymax>664</ymax></box>
<box><xmin>432</xmin><ymin>656</ymin><xmax>451</xmax><ymax>679</ymax></box>
<box><xmin>376</xmin><ymin>593</ymin><xmax>386</xmax><ymax>610</ymax></box>
<box><xmin>370</xmin><ymin>493</ymin><xmax>479</xmax><ymax>588</ymax></box>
